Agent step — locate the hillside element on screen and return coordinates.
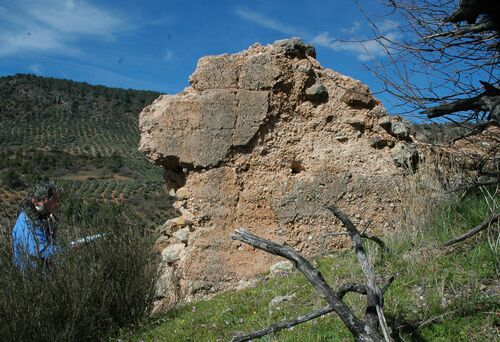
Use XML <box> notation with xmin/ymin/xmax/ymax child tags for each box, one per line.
<box><xmin>0</xmin><ymin>74</ymin><xmax>175</xmax><ymax>230</ymax></box>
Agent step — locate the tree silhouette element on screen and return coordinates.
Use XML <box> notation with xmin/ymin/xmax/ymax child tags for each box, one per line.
<box><xmin>367</xmin><ymin>0</ymin><xmax>499</xmax><ymax>127</ymax></box>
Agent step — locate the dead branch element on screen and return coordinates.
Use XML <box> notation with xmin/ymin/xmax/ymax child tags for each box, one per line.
<box><xmin>446</xmin><ymin>178</ymin><xmax>499</xmax><ymax>193</ymax></box>
<box><xmin>444</xmin><ymin>212</ymin><xmax>500</xmax><ymax>246</ymax></box>
<box><xmin>423</xmin><ymin>82</ymin><xmax>500</xmax><ymax>120</ymax></box>
<box><xmin>231</xmin><ymin>278</ymin><xmax>395</xmax><ymax>342</ymax></box>
<box><xmin>361</xmin><ymin>232</ymin><xmax>390</xmax><ymax>253</ymax></box>
<box><xmin>422</xmin><ymin>21</ymin><xmax>497</xmax><ymax>39</ymax></box>
<box><xmin>231</xmin><ymin>228</ymin><xmax>385</xmax><ymax>342</ymax></box>
<box><xmin>361</xmin><ymin>0</ymin><xmax>499</xmax><ymax>124</ymax></box>
<box><xmin>326</xmin><ymin>206</ymin><xmax>391</xmax><ymax>342</ymax></box>
<box><xmin>450</xmin><ymin>120</ymin><xmax>498</xmax><ymax>143</ymax></box>
<box><xmin>231</xmin><ymin>305</ymin><xmax>332</xmax><ymax>342</ymax></box>
<box><xmin>321</xmin><ymin>231</ymin><xmax>390</xmax><ymax>253</ymax></box>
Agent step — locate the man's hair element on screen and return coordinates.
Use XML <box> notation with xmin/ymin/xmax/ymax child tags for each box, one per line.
<box><xmin>18</xmin><ymin>181</ymin><xmax>64</xmax><ymax>224</ymax></box>
<box><xmin>27</xmin><ymin>181</ymin><xmax>64</xmax><ymax>202</ymax></box>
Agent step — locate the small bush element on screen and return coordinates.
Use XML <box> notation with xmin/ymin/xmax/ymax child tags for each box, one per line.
<box><xmin>0</xmin><ymin>200</ymin><xmax>158</xmax><ymax>342</ymax></box>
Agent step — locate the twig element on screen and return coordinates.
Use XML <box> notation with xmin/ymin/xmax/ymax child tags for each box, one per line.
<box><xmin>360</xmin><ymin>232</ymin><xmax>390</xmax><ymax>253</ymax></box>
<box><xmin>451</xmin><ymin>120</ymin><xmax>497</xmax><ymax>143</ymax></box>
<box><xmin>326</xmin><ymin>206</ymin><xmax>392</xmax><ymax>342</ymax></box>
<box><xmin>446</xmin><ymin>178</ymin><xmax>499</xmax><ymax>193</ymax></box>
<box><xmin>415</xmin><ymin>309</ymin><xmax>459</xmax><ymax>331</ymax></box>
<box><xmin>321</xmin><ymin>231</ymin><xmax>390</xmax><ymax>253</ymax></box>
<box><xmin>231</xmin><ymin>277</ymin><xmax>395</xmax><ymax>342</ymax></box>
<box><xmin>231</xmin><ymin>306</ymin><xmax>333</xmax><ymax>342</ymax></box>
<box><xmin>444</xmin><ymin>212</ymin><xmax>500</xmax><ymax>246</ymax></box>
<box><xmin>231</xmin><ymin>228</ymin><xmax>383</xmax><ymax>342</ymax></box>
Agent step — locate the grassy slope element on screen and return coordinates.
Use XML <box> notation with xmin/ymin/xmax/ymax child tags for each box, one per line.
<box><xmin>0</xmin><ymin>74</ymin><xmax>175</xmax><ymax>229</ymax></box>
<box><xmin>118</xmin><ymin>190</ymin><xmax>499</xmax><ymax>341</ymax></box>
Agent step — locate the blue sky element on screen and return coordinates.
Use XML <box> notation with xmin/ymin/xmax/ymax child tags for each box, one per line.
<box><xmin>0</xmin><ymin>0</ymin><xmax>401</xmax><ymax>107</ymax></box>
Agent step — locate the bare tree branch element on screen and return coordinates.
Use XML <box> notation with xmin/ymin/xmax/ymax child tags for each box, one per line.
<box><xmin>446</xmin><ymin>178</ymin><xmax>499</xmax><ymax>193</ymax></box>
<box><xmin>444</xmin><ymin>212</ymin><xmax>500</xmax><ymax>246</ymax></box>
<box><xmin>321</xmin><ymin>231</ymin><xmax>390</xmax><ymax>253</ymax></box>
<box><xmin>231</xmin><ymin>228</ymin><xmax>384</xmax><ymax>341</ymax></box>
<box><xmin>326</xmin><ymin>206</ymin><xmax>392</xmax><ymax>342</ymax></box>
<box><xmin>363</xmin><ymin>0</ymin><xmax>500</xmax><ymax>123</ymax></box>
<box><xmin>422</xmin><ymin>20</ymin><xmax>497</xmax><ymax>39</ymax></box>
<box><xmin>231</xmin><ymin>305</ymin><xmax>334</xmax><ymax>342</ymax></box>
<box><xmin>450</xmin><ymin>120</ymin><xmax>498</xmax><ymax>142</ymax></box>
<box><xmin>231</xmin><ymin>277</ymin><xmax>395</xmax><ymax>342</ymax></box>
<box><xmin>423</xmin><ymin>82</ymin><xmax>500</xmax><ymax>121</ymax></box>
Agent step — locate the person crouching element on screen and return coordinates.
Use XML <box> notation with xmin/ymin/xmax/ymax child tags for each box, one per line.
<box><xmin>12</xmin><ymin>181</ymin><xmax>63</xmax><ymax>270</ymax></box>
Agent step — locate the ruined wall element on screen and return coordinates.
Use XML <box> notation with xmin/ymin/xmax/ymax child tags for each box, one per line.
<box><xmin>139</xmin><ymin>39</ymin><xmax>421</xmax><ymax>312</ymax></box>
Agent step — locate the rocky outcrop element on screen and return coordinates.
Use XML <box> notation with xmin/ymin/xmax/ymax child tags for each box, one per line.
<box><xmin>139</xmin><ymin>38</ymin><xmax>420</xmax><ymax>312</ymax></box>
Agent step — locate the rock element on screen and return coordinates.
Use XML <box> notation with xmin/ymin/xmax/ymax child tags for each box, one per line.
<box><xmin>378</xmin><ymin>116</ymin><xmax>410</xmax><ymax>139</ymax></box>
<box><xmin>176</xmin><ymin>187</ymin><xmax>191</xmax><ymax>200</ymax></box>
<box><xmin>173</xmin><ymin>228</ymin><xmax>190</xmax><ymax>243</ymax></box>
<box><xmin>151</xmin><ymin>266</ymin><xmax>179</xmax><ymax>314</ymax></box>
<box><xmin>139</xmin><ymin>38</ymin><xmax>430</xmax><ymax>313</ymax></box>
<box><xmin>189</xmin><ymin>55</ymin><xmax>240</xmax><ymax>91</ymax></box>
<box><xmin>296</xmin><ymin>59</ymin><xmax>313</xmax><ymax>75</ymax></box>
<box><xmin>155</xmin><ymin>266</ymin><xmax>175</xmax><ymax>299</ymax></box>
<box><xmin>390</xmin><ymin>121</ymin><xmax>410</xmax><ymax>139</ymax></box>
<box><xmin>269</xmin><ymin>260</ymin><xmax>295</xmax><ymax>277</ymax></box>
<box><xmin>273</xmin><ymin>37</ymin><xmax>316</xmax><ymax>58</ymax></box>
<box><xmin>378</xmin><ymin>116</ymin><xmax>392</xmax><ymax>129</ymax></box>
<box><xmin>391</xmin><ymin>142</ymin><xmax>419</xmax><ymax>171</ymax></box>
<box><xmin>140</xmin><ymin>89</ymin><xmax>269</xmax><ymax>168</ymax></box>
<box><xmin>178</xmin><ymin>207</ymin><xmax>195</xmax><ymax>224</ymax></box>
<box><xmin>345</xmin><ymin>116</ymin><xmax>365</xmax><ymax>131</ymax></box>
<box><xmin>341</xmin><ymin>82</ymin><xmax>376</xmax><ymax>109</ymax></box>
<box><xmin>161</xmin><ymin>243</ymin><xmax>185</xmax><ymax>264</ymax></box>
<box><xmin>369</xmin><ymin>136</ymin><xmax>393</xmax><ymax>149</ymax></box>
<box><xmin>333</xmin><ymin>135</ymin><xmax>349</xmax><ymax>142</ymax></box>
<box><xmin>153</xmin><ymin>235</ymin><xmax>170</xmax><ymax>254</ymax></box>
<box><xmin>173</xmin><ymin>200</ymin><xmax>187</xmax><ymax>210</ymax></box>
<box><xmin>304</xmin><ymin>83</ymin><xmax>328</xmax><ymax>102</ymax></box>
<box><xmin>158</xmin><ymin>216</ymin><xmax>186</xmax><ymax>236</ymax></box>
<box><xmin>189</xmin><ymin>280</ymin><xmax>208</xmax><ymax>294</ymax></box>
<box><xmin>239</xmin><ymin>53</ymin><xmax>282</xmax><ymax>90</ymax></box>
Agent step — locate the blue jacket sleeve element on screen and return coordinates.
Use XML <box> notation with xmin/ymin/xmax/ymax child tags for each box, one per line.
<box><xmin>12</xmin><ymin>211</ymin><xmax>61</xmax><ymax>267</ymax></box>
<box><xmin>33</xmin><ymin>226</ymin><xmax>61</xmax><ymax>259</ymax></box>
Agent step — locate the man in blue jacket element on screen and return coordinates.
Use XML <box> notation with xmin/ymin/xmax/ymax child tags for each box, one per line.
<box><xmin>12</xmin><ymin>181</ymin><xmax>63</xmax><ymax>269</ymax></box>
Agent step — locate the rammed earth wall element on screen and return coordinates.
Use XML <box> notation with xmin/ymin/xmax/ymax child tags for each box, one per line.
<box><xmin>139</xmin><ymin>38</ymin><xmax>422</xmax><ymax>312</ymax></box>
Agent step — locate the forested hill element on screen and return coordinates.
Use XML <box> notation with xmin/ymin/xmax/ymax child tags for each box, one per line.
<box><xmin>0</xmin><ymin>74</ymin><xmax>159</xmax><ymax>149</ymax></box>
<box><xmin>0</xmin><ymin>74</ymin><xmax>174</xmax><ymax>228</ymax></box>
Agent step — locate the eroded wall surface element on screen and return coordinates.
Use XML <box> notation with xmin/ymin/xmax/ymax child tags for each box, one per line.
<box><xmin>139</xmin><ymin>39</ymin><xmax>421</xmax><ymax>312</ymax></box>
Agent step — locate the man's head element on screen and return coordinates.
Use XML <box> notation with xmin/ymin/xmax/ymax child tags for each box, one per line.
<box><xmin>28</xmin><ymin>181</ymin><xmax>64</xmax><ymax>217</ymax></box>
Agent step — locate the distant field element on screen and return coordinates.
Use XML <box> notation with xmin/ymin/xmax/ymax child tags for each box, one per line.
<box><xmin>0</xmin><ymin>74</ymin><xmax>176</xmax><ymax>231</ymax></box>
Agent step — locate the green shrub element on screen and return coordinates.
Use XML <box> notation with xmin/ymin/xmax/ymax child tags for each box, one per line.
<box><xmin>0</xmin><ymin>200</ymin><xmax>158</xmax><ymax>342</ymax></box>
<box><xmin>1</xmin><ymin>169</ymin><xmax>24</xmax><ymax>189</ymax></box>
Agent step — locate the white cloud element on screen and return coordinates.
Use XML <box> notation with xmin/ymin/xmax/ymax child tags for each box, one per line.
<box><xmin>0</xmin><ymin>0</ymin><xmax>128</xmax><ymax>58</ymax></box>
<box><xmin>377</xmin><ymin>19</ymin><xmax>399</xmax><ymax>33</ymax></box>
<box><xmin>341</xmin><ymin>21</ymin><xmax>361</xmax><ymax>35</ymax></box>
<box><xmin>27</xmin><ymin>0</ymin><xmax>125</xmax><ymax>39</ymax></box>
<box><xmin>45</xmin><ymin>57</ymin><xmax>168</xmax><ymax>90</ymax></box>
<box><xmin>235</xmin><ymin>8</ymin><xmax>400</xmax><ymax>62</ymax></box>
<box><xmin>235</xmin><ymin>8</ymin><xmax>302</xmax><ymax>36</ymax></box>
<box><xmin>163</xmin><ymin>50</ymin><xmax>174</xmax><ymax>62</ymax></box>
<box><xmin>311</xmin><ymin>32</ymin><xmax>388</xmax><ymax>61</ymax></box>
